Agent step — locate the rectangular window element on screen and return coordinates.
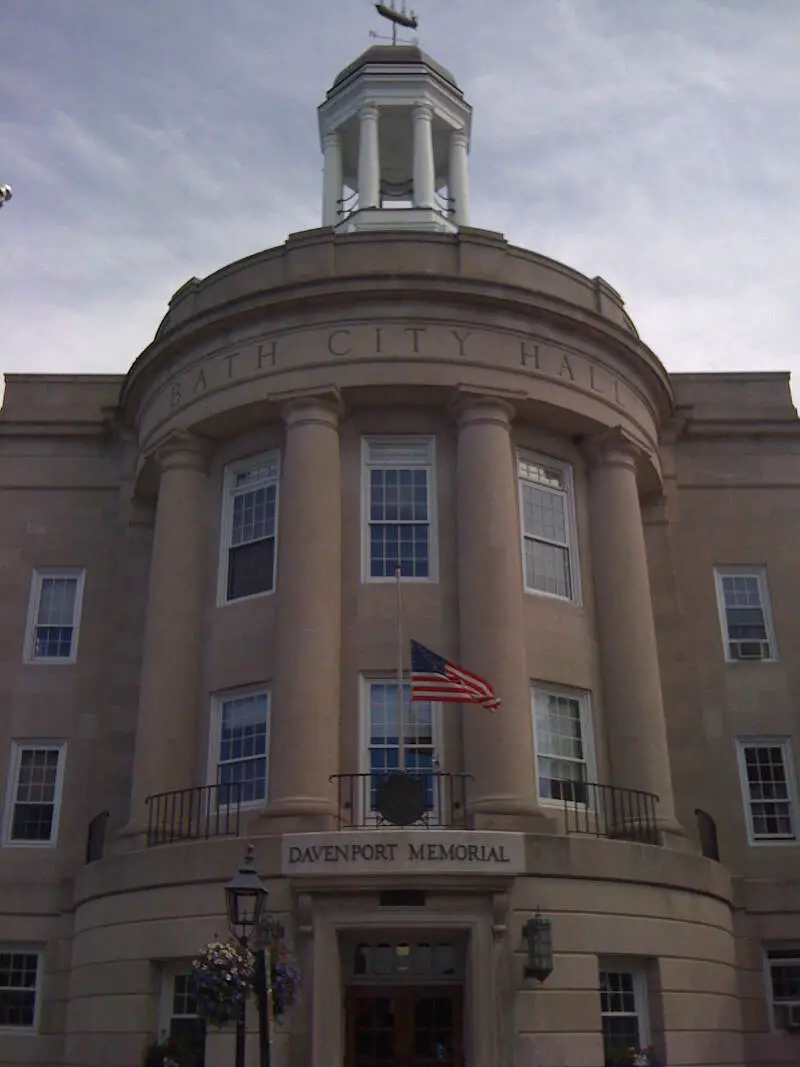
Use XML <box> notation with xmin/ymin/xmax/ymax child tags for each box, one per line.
<box><xmin>0</xmin><ymin>950</ymin><xmax>40</xmax><ymax>1030</ymax></box>
<box><xmin>518</xmin><ymin>454</ymin><xmax>579</xmax><ymax>601</ymax></box>
<box><xmin>533</xmin><ymin>686</ymin><xmax>594</xmax><ymax>804</ymax></box>
<box><xmin>159</xmin><ymin>967</ymin><xmax>206</xmax><ymax>1056</ymax></box>
<box><xmin>363</xmin><ymin>679</ymin><xmax>440</xmax><ymax>816</ymax></box>
<box><xmin>599</xmin><ymin>965</ymin><xmax>650</xmax><ymax>1065</ymax></box>
<box><xmin>24</xmin><ymin>569</ymin><xmax>85</xmax><ymax>663</ymax></box>
<box><xmin>219</xmin><ymin>453</ymin><xmax>280</xmax><ymax>604</ymax></box>
<box><xmin>3</xmin><ymin>743</ymin><xmax>66</xmax><ymax>846</ymax></box>
<box><xmin>737</xmin><ymin>739</ymin><xmax>798</xmax><ymax>843</ymax></box>
<box><xmin>714</xmin><ymin>566</ymin><xmax>777</xmax><ymax>661</ymax></box>
<box><xmin>363</xmin><ymin>437</ymin><xmax>436</xmax><ymax>581</ymax></box>
<box><xmin>766</xmin><ymin>948</ymin><xmax>800</xmax><ymax>1031</ymax></box>
<box><xmin>210</xmin><ymin>692</ymin><xmax>270</xmax><ymax>807</ymax></box>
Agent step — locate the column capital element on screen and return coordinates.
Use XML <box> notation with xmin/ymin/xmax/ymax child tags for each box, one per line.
<box><xmin>413</xmin><ymin>101</ymin><xmax>434</xmax><ymax>122</ymax></box>
<box><xmin>448</xmin><ymin>389</ymin><xmax>518</xmax><ymax>430</ymax></box>
<box><xmin>323</xmin><ymin>130</ymin><xmax>341</xmax><ymax>150</ymax></box>
<box><xmin>451</xmin><ymin>127</ymin><xmax>469</xmax><ymax>149</ymax></box>
<box><xmin>359</xmin><ymin>104</ymin><xmax>380</xmax><ymax>122</ymax></box>
<box><xmin>281</xmin><ymin>392</ymin><xmax>343</xmax><ymax>431</ymax></box>
<box><xmin>582</xmin><ymin>426</ymin><xmax>645</xmax><ymax>473</ymax></box>
<box><xmin>154</xmin><ymin>431</ymin><xmax>212</xmax><ymax>474</ymax></box>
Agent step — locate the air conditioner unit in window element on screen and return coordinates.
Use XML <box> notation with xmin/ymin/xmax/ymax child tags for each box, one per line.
<box><xmin>736</xmin><ymin>641</ymin><xmax>767</xmax><ymax>660</ymax></box>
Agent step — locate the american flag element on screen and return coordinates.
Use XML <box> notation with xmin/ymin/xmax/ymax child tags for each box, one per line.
<box><xmin>410</xmin><ymin>640</ymin><xmax>501</xmax><ymax>710</ymax></box>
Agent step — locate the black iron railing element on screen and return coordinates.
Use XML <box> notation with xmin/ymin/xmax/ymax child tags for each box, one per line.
<box><xmin>85</xmin><ymin>810</ymin><xmax>109</xmax><ymax>863</ymax></box>
<box><xmin>330</xmin><ymin>772</ymin><xmax>470</xmax><ymax>829</ymax></box>
<box><xmin>559</xmin><ymin>780</ymin><xmax>661</xmax><ymax>845</ymax></box>
<box><xmin>145</xmin><ymin>783</ymin><xmax>242</xmax><ymax>847</ymax></box>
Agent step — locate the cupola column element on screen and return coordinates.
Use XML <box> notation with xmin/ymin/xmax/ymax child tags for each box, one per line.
<box><xmin>358</xmin><ymin>105</ymin><xmax>381</xmax><ymax>209</ymax></box>
<box><xmin>455</xmin><ymin>398</ymin><xmax>546</xmax><ymax>830</ymax></box>
<box><xmin>322</xmin><ymin>131</ymin><xmax>343</xmax><ymax>227</ymax></box>
<box><xmin>412</xmin><ymin>102</ymin><xmax>436</xmax><ymax>209</ymax></box>
<box><xmin>449</xmin><ymin>129</ymin><xmax>470</xmax><ymax>226</ymax></box>
<box><xmin>128</xmin><ymin>432</ymin><xmax>211</xmax><ymax>826</ymax></box>
<box><xmin>265</xmin><ymin>397</ymin><xmax>342</xmax><ymax>827</ymax></box>
<box><xmin>585</xmin><ymin>430</ymin><xmax>685</xmax><ymax>843</ymax></box>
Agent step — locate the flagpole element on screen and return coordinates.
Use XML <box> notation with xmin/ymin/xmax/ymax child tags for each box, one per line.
<box><xmin>395</xmin><ymin>565</ymin><xmax>406</xmax><ymax>773</ymax></box>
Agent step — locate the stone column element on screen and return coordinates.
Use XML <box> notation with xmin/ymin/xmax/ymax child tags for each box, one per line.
<box><xmin>322</xmin><ymin>131</ymin><xmax>343</xmax><ymax>227</ymax></box>
<box><xmin>358</xmin><ymin>105</ymin><xmax>380</xmax><ymax>210</ymax></box>
<box><xmin>128</xmin><ymin>432</ymin><xmax>211</xmax><ymax>824</ymax></box>
<box><xmin>456</xmin><ymin>398</ymin><xmax>545</xmax><ymax>829</ymax></box>
<box><xmin>586</xmin><ymin>429</ymin><xmax>684</xmax><ymax>840</ymax></box>
<box><xmin>449</xmin><ymin>129</ymin><xmax>470</xmax><ymax>226</ymax></box>
<box><xmin>266</xmin><ymin>398</ymin><xmax>342</xmax><ymax>825</ymax></box>
<box><xmin>412</xmin><ymin>102</ymin><xmax>436</xmax><ymax>209</ymax></box>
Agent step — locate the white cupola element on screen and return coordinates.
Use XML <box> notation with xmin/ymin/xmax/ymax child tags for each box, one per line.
<box><xmin>318</xmin><ymin>45</ymin><xmax>473</xmax><ymax>234</ymax></box>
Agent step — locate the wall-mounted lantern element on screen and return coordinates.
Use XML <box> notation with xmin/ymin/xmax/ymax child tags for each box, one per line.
<box><xmin>522</xmin><ymin>910</ymin><xmax>553</xmax><ymax>983</ymax></box>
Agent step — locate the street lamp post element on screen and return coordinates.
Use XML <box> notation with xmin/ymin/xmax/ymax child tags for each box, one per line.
<box><xmin>225</xmin><ymin>844</ymin><xmax>269</xmax><ymax>1067</ymax></box>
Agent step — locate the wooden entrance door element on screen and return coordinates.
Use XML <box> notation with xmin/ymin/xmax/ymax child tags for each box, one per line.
<box><xmin>346</xmin><ymin>986</ymin><xmax>463</xmax><ymax>1067</ymax></box>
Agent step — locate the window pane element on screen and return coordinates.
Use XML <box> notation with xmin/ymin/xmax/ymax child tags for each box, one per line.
<box><xmin>744</xmin><ymin>745</ymin><xmax>795</xmax><ymax>839</ymax></box>
<box><xmin>524</xmin><ymin>539</ymin><xmax>571</xmax><ymax>598</ymax></box>
<box><xmin>0</xmin><ymin>953</ymin><xmax>38</xmax><ymax>1027</ymax></box>
<box><xmin>227</xmin><ymin>538</ymin><xmax>275</xmax><ymax>600</ymax></box>
<box><xmin>37</xmin><ymin>577</ymin><xmax>77</xmax><ymax>626</ymax></box>
<box><xmin>11</xmin><ymin>750</ymin><xmax>59</xmax><ymax>841</ymax></box>
<box><xmin>218</xmin><ymin>695</ymin><xmax>269</xmax><ymax>803</ymax></box>
<box><xmin>522</xmin><ymin>484</ymin><xmax>567</xmax><ymax>544</ymax></box>
<box><xmin>368</xmin><ymin>464</ymin><xmax>430</xmax><ymax>579</ymax></box>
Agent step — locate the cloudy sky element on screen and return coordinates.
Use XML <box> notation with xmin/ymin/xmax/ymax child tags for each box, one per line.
<box><xmin>2</xmin><ymin>0</ymin><xmax>798</xmax><ymax>398</ymax></box>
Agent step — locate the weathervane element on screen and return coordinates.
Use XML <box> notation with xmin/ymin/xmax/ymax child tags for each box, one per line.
<box><xmin>371</xmin><ymin>1</ymin><xmax>419</xmax><ymax>46</ymax></box>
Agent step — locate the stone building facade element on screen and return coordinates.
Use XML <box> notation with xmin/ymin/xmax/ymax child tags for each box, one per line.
<box><xmin>1</xmin><ymin>42</ymin><xmax>799</xmax><ymax>1067</ymax></box>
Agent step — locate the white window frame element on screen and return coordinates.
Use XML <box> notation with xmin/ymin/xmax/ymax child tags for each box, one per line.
<box><xmin>2</xmin><ymin>742</ymin><xmax>67</xmax><ymax>848</ymax></box>
<box><xmin>158</xmin><ymin>963</ymin><xmax>203</xmax><ymax>1044</ymax></box>
<box><xmin>361</xmin><ymin>436</ymin><xmax>438</xmax><ymax>583</ymax></box>
<box><xmin>714</xmin><ymin>566</ymin><xmax>778</xmax><ymax>662</ymax></box>
<box><xmin>23</xmin><ymin>568</ymin><xmax>85</xmax><ymax>664</ymax></box>
<box><xmin>217</xmin><ymin>451</ymin><xmax>281</xmax><ymax>607</ymax></box>
<box><xmin>207</xmin><ymin>689</ymin><xmax>271</xmax><ymax>811</ymax></box>
<box><xmin>764</xmin><ymin>946</ymin><xmax>800</xmax><ymax>1032</ymax></box>
<box><xmin>598</xmin><ymin>960</ymin><xmax>651</xmax><ymax>1057</ymax></box>
<box><xmin>736</xmin><ymin>738</ymin><xmax>799</xmax><ymax>846</ymax></box>
<box><xmin>517</xmin><ymin>452</ymin><xmax>581</xmax><ymax>604</ymax></box>
<box><xmin>359</xmin><ymin>674</ymin><xmax>444</xmax><ymax>824</ymax></box>
<box><xmin>532</xmin><ymin>685</ymin><xmax>596</xmax><ymax>807</ymax></box>
<box><xmin>0</xmin><ymin>947</ymin><xmax>43</xmax><ymax>1032</ymax></box>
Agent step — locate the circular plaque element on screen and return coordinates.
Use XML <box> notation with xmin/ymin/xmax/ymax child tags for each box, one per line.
<box><xmin>375</xmin><ymin>772</ymin><xmax>427</xmax><ymax>826</ymax></box>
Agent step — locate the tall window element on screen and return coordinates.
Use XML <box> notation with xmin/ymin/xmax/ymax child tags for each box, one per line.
<box><xmin>766</xmin><ymin>949</ymin><xmax>800</xmax><ymax>1031</ymax></box>
<box><xmin>363</xmin><ymin>680</ymin><xmax>439</xmax><ymax>812</ymax></box>
<box><xmin>533</xmin><ymin>687</ymin><xmax>594</xmax><ymax>804</ymax></box>
<box><xmin>24</xmin><ymin>569</ymin><xmax>85</xmax><ymax>663</ymax></box>
<box><xmin>210</xmin><ymin>692</ymin><xmax>270</xmax><ymax>807</ymax></box>
<box><xmin>0</xmin><ymin>950</ymin><xmax>41</xmax><ymax>1029</ymax></box>
<box><xmin>737</xmin><ymin>739</ymin><xmax>798</xmax><ymax>843</ymax></box>
<box><xmin>3</xmin><ymin>743</ymin><xmax>66</xmax><ymax>846</ymax></box>
<box><xmin>363</xmin><ymin>437</ymin><xmax>436</xmax><ymax>581</ymax></box>
<box><xmin>518</xmin><ymin>454</ymin><xmax>578</xmax><ymax>601</ymax></box>
<box><xmin>219</xmin><ymin>454</ymin><xmax>280</xmax><ymax>604</ymax></box>
<box><xmin>159</xmin><ymin>967</ymin><xmax>205</xmax><ymax>1062</ymax></box>
<box><xmin>599</xmin><ymin>965</ymin><xmax>650</xmax><ymax>1064</ymax></box>
<box><xmin>714</xmin><ymin>566</ymin><xmax>777</xmax><ymax>661</ymax></box>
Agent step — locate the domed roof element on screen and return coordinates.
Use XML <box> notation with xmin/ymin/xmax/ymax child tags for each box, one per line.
<box><xmin>328</xmin><ymin>45</ymin><xmax>461</xmax><ymax>96</ymax></box>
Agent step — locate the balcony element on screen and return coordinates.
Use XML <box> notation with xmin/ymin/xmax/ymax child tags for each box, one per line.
<box><xmin>559</xmin><ymin>781</ymin><xmax>661</xmax><ymax>846</ymax></box>
<box><xmin>140</xmin><ymin>777</ymin><xmax>661</xmax><ymax>846</ymax></box>
<box><xmin>145</xmin><ymin>783</ymin><xmax>242</xmax><ymax>847</ymax></box>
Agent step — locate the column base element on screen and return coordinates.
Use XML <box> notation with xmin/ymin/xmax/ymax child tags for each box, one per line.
<box><xmin>114</xmin><ymin>820</ymin><xmax>150</xmax><ymax>853</ymax></box>
<box><xmin>469</xmin><ymin>796</ymin><xmax>559</xmax><ymax>834</ymax></box>
<box><xmin>248</xmin><ymin>796</ymin><xmax>340</xmax><ymax>834</ymax></box>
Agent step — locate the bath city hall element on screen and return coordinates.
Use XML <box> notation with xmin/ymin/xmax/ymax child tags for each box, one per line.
<box><xmin>1</xmin><ymin>18</ymin><xmax>799</xmax><ymax>1067</ymax></box>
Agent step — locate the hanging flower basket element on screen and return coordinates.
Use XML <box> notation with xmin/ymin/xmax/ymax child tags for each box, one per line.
<box><xmin>190</xmin><ymin>940</ymin><xmax>255</xmax><ymax>1028</ymax></box>
<box><xmin>271</xmin><ymin>956</ymin><xmax>302</xmax><ymax>1019</ymax></box>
